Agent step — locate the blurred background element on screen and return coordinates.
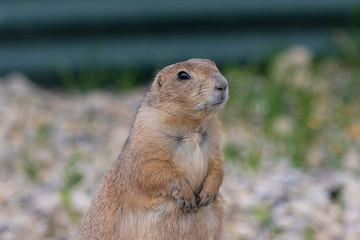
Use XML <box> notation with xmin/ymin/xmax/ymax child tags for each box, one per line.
<box><xmin>1</xmin><ymin>0</ymin><xmax>360</xmax><ymax>239</ymax></box>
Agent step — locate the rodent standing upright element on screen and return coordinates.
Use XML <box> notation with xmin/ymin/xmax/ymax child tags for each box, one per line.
<box><xmin>81</xmin><ymin>59</ymin><xmax>228</xmax><ymax>240</ymax></box>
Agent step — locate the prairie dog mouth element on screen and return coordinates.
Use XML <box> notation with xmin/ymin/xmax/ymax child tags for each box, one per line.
<box><xmin>211</xmin><ymin>90</ymin><xmax>228</xmax><ymax>105</ymax></box>
<box><xmin>205</xmin><ymin>91</ymin><xmax>228</xmax><ymax>111</ymax></box>
<box><xmin>211</xmin><ymin>98</ymin><xmax>225</xmax><ymax>106</ymax></box>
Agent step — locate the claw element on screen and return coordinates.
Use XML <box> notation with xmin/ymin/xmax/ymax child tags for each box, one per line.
<box><xmin>177</xmin><ymin>197</ymin><xmax>185</xmax><ymax>208</ymax></box>
<box><xmin>214</xmin><ymin>193</ymin><xmax>218</xmax><ymax>201</ymax></box>
<box><xmin>196</xmin><ymin>183</ymin><xmax>204</xmax><ymax>195</ymax></box>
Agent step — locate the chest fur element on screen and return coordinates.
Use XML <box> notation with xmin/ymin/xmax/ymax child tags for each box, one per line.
<box><xmin>171</xmin><ymin>130</ymin><xmax>210</xmax><ymax>191</ymax></box>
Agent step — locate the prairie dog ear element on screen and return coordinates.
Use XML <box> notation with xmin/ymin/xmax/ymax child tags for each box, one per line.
<box><xmin>155</xmin><ymin>74</ymin><xmax>163</xmax><ymax>88</ymax></box>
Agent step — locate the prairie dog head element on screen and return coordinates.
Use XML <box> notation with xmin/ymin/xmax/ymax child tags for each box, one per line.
<box><xmin>146</xmin><ymin>59</ymin><xmax>228</xmax><ymax>119</ymax></box>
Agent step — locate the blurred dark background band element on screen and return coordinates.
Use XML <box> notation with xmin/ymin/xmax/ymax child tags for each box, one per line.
<box><xmin>0</xmin><ymin>0</ymin><xmax>359</xmax><ymax>86</ymax></box>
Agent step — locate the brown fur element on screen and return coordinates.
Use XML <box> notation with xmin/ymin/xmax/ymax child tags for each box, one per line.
<box><xmin>81</xmin><ymin>59</ymin><xmax>228</xmax><ymax>240</ymax></box>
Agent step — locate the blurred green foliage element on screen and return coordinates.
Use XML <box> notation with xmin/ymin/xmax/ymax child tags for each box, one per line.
<box><xmin>22</xmin><ymin>155</ymin><xmax>38</xmax><ymax>181</ymax></box>
<box><xmin>57</xmin><ymin>66</ymin><xmax>149</xmax><ymax>91</ymax></box>
<box><xmin>222</xmin><ymin>32</ymin><xmax>360</xmax><ymax>169</ymax></box>
<box><xmin>59</xmin><ymin>150</ymin><xmax>84</xmax><ymax>223</ymax></box>
<box><xmin>304</xmin><ymin>226</ymin><xmax>315</xmax><ymax>240</ymax></box>
<box><xmin>251</xmin><ymin>204</ymin><xmax>272</xmax><ymax>229</ymax></box>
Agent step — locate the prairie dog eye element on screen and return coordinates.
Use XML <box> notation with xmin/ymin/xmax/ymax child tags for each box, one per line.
<box><xmin>178</xmin><ymin>71</ymin><xmax>191</xmax><ymax>80</ymax></box>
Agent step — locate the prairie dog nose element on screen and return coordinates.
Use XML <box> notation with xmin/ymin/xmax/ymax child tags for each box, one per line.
<box><xmin>213</xmin><ymin>73</ymin><xmax>228</xmax><ymax>91</ymax></box>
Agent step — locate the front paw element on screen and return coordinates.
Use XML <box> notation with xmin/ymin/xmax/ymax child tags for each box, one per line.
<box><xmin>170</xmin><ymin>179</ymin><xmax>197</xmax><ymax>213</ymax></box>
<box><xmin>196</xmin><ymin>186</ymin><xmax>218</xmax><ymax>208</ymax></box>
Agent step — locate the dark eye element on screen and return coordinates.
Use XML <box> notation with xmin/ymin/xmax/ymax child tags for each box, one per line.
<box><xmin>178</xmin><ymin>71</ymin><xmax>191</xmax><ymax>80</ymax></box>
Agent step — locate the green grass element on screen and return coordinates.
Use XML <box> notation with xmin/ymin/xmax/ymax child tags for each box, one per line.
<box><xmin>22</xmin><ymin>155</ymin><xmax>38</xmax><ymax>181</ymax></box>
<box><xmin>59</xmin><ymin>150</ymin><xmax>84</xmax><ymax>223</ymax></box>
<box><xmin>250</xmin><ymin>204</ymin><xmax>272</xmax><ymax>228</ymax></box>
<box><xmin>304</xmin><ymin>226</ymin><xmax>315</xmax><ymax>240</ymax></box>
<box><xmin>224</xmin><ymin>143</ymin><xmax>261</xmax><ymax>171</ymax></box>
<box><xmin>57</xmin><ymin>65</ymin><xmax>148</xmax><ymax>91</ymax></box>
<box><xmin>222</xmin><ymin>33</ymin><xmax>360</xmax><ymax>169</ymax></box>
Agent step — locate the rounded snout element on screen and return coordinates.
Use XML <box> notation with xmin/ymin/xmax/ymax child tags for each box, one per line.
<box><xmin>206</xmin><ymin>73</ymin><xmax>228</xmax><ymax>109</ymax></box>
<box><xmin>213</xmin><ymin>73</ymin><xmax>228</xmax><ymax>91</ymax></box>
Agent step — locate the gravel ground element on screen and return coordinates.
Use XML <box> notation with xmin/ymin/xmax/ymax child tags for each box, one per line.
<box><xmin>0</xmin><ymin>73</ymin><xmax>360</xmax><ymax>240</ymax></box>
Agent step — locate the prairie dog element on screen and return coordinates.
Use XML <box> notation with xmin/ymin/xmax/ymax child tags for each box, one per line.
<box><xmin>81</xmin><ymin>59</ymin><xmax>228</xmax><ymax>240</ymax></box>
